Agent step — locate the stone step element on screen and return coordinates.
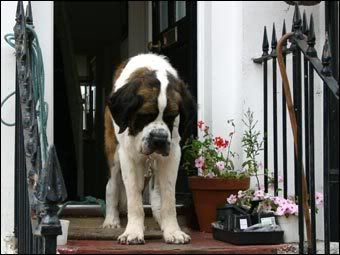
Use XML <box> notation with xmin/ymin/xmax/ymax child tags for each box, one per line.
<box><xmin>57</xmin><ymin>232</ymin><xmax>290</xmax><ymax>254</ymax></box>
<box><xmin>62</xmin><ymin>216</ymin><xmax>188</xmax><ymax>240</ymax></box>
<box><xmin>59</xmin><ymin>204</ymin><xmax>186</xmax><ymax>217</ymax></box>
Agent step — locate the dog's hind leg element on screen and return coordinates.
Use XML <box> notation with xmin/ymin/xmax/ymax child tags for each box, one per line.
<box><xmin>103</xmin><ymin>107</ymin><xmax>121</xmax><ymax>228</ymax></box>
<box><xmin>102</xmin><ymin>157</ymin><xmax>121</xmax><ymax>229</ymax></box>
<box><xmin>118</xmin><ymin>169</ymin><xmax>127</xmax><ymax>213</ymax></box>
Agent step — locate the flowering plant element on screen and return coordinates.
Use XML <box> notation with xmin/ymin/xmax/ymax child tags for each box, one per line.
<box><xmin>226</xmin><ymin>188</ymin><xmax>324</xmax><ymax>217</ymax></box>
<box><xmin>241</xmin><ymin>108</ymin><xmax>264</xmax><ymax>189</ymax></box>
<box><xmin>183</xmin><ymin>120</ymin><xmax>248</xmax><ymax>179</ymax></box>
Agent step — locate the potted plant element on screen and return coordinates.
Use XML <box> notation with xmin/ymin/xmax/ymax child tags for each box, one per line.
<box><xmin>183</xmin><ymin>116</ymin><xmax>252</xmax><ymax>232</ymax></box>
<box><xmin>227</xmin><ymin>188</ymin><xmax>324</xmax><ymax>243</ymax></box>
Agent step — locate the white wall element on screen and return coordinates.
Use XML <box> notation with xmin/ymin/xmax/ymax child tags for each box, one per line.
<box><xmin>1</xmin><ymin>1</ymin><xmax>54</xmax><ymax>253</ymax></box>
<box><xmin>198</xmin><ymin>1</ymin><xmax>326</xmax><ymax>239</ymax></box>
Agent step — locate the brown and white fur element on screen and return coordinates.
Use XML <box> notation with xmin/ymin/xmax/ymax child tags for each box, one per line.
<box><xmin>103</xmin><ymin>53</ymin><xmax>195</xmax><ymax>245</ymax></box>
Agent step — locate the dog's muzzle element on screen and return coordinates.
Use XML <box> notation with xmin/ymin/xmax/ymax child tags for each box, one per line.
<box><xmin>144</xmin><ymin>129</ymin><xmax>170</xmax><ymax>156</ymax></box>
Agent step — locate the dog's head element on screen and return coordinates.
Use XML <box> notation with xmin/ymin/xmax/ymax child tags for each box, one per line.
<box><xmin>107</xmin><ymin>66</ymin><xmax>195</xmax><ymax>156</ymax></box>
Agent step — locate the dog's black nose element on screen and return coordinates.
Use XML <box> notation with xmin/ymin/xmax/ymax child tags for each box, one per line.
<box><xmin>150</xmin><ymin>130</ymin><xmax>168</xmax><ymax>146</ymax></box>
<box><xmin>149</xmin><ymin>130</ymin><xmax>170</xmax><ymax>156</ymax></box>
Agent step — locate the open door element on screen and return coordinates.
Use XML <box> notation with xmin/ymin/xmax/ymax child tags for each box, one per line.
<box><xmin>150</xmin><ymin>1</ymin><xmax>197</xmax><ymax>204</ymax></box>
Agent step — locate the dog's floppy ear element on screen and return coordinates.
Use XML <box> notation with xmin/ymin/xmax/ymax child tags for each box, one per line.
<box><xmin>178</xmin><ymin>81</ymin><xmax>197</xmax><ymax>140</ymax></box>
<box><xmin>107</xmin><ymin>82</ymin><xmax>143</xmax><ymax>134</ymax></box>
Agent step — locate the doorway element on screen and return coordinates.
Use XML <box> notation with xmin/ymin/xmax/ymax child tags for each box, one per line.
<box><xmin>54</xmin><ymin>1</ymin><xmax>197</xmax><ymax>203</ymax></box>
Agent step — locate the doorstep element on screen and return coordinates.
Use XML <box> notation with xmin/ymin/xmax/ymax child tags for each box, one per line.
<box><xmin>57</xmin><ymin>231</ymin><xmax>291</xmax><ymax>254</ymax></box>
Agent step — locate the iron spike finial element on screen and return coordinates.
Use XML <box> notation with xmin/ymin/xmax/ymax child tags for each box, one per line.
<box><xmin>302</xmin><ymin>10</ymin><xmax>309</xmax><ymax>35</ymax></box>
<box><xmin>282</xmin><ymin>19</ymin><xmax>287</xmax><ymax>36</ymax></box>
<box><xmin>271</xmin><ymin>23</ymin><xmax>277</xmax><ymax>51</ymax></box>
<box><xmin>306</xmin><ymin>14</ymin><xmax>317</xmax><ymax>57</ymax></box>
<box><xmin>16</xmin><ymin>1</ymin><xmax>24</xmax><ymax>20</ymax></box>
<box><xmin>14</xmin><ymin>1</ymin><xmax>24</xmax><ymax>41</ymax></box>
<box><xmin>26</xmin><ymin>1</ymin><xmax>33</xmax><ymax>25</ymax></box>
<box><xmin>262</xmin><ymin>26</ymin><xmax>269</xmax><ymax>56</ymax></box>
<box><xmin>293</xmin><ymin>3</ymin><xmax>302</xmax><ymax>32</ymax></box>
<box><xmin>38</xmin><ymin>145</ymin><xmax>67</xmax><ymax>203</ymax></box>
<box><xmin>282</xmin><ymin>19</ymin><xmax>288</xmax><ymax>49</ymax></box>
<box><xmin>321</xmin><ymin>33</ymin><xmax>332</xmax><ymax>76</ymax></box>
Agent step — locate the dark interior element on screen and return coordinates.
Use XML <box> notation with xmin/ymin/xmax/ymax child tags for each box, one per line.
<box><xmin>54</xmin><ymin>2</ymin><xmax>129</xmax><ymax>200</ymax></box>
<box><xmin>53</xmin><ymin>1</ymin><xmax>198</xmax><ymax>203</ymax></box>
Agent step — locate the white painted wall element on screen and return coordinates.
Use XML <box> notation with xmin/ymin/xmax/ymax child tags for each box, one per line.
<box><xmin>1</xmin><ymin>1</ymin><xmax>54</xmax><ymax>253</ymax></box>
<box><xmin>198</xmin><ymin>1</ymin><xmax>326</xmax><ymax>239</ymax></box>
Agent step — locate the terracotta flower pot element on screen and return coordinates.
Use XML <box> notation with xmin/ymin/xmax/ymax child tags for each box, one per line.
<box><xmin>188</xmin><ymin>176</ymin><xmax>250</xmax><ymax>233</ymax></box>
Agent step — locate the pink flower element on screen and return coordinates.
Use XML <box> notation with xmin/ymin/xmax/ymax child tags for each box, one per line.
<box><xmin>207</xmin><ymin>172</ymin><xmax>216</xmax><ymax>178</ymax></box>
<box><xmin>197</xmin><ymin>168</ymin><xmax>204</xmax><ymax>177</ymax></box>
<box><xmin>274</xmin><ymin>197</ymin><xmax>285</xmax><ymax>206</ymax></box>
<box><xmin>275</xmin><ymin>206</ymin><xmax>286</xmax><ymax>216</ymax></box>
<box><xmin>195</xmin><ymin>156</ymin><xmax>205</xmax><ymax>169</ymax></box>
<box><xmin>197</xmin><ymin>120</ymin><xmax>205</xmax><ymax>131</ymax></box>
<box><xmin>280</xmin><ymin>199</ymin><xmax>288</xmax><ymax>207</ymax></box>
<box><xmin>253</xmin><ymin>189</ymin><xmax>265</xmax><ymax>200</ymax></box>
<box><xmin>315</xmin><ymin>192</ymin><xmax>323</xmax><ymax>206</ymax></box>
<box><xmin>286</xmin><ymin>204</ymin><xmax>298</xmax><ymax>215</ymax></box>
<box><xmin>286</xmin><ymin>199</ymin><xmax>295</xmax><ymax>204</ymax></box>
<box><xmin>215</xmin><ymin>161</ymin><xmax>226</xmax><ymax>172</ymax></box>
<box><xmin>227</xmin><ymin>194</ymin><xmax>237</xmax><ymax>204</ymax></box>
<box><xmin>278</xmin><ymin>176</ymin><xmax>284</xmax><ymax>183</ymax></box>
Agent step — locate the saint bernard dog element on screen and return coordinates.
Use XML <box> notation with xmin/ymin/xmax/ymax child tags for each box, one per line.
<box><xmin>103</xmin><ymin>53</ymin><xmax>195</xmax><ymax>245</ymax></box>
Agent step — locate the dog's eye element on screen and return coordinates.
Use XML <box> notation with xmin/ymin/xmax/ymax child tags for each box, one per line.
<box><xmin>136</xmin><ymin>112</ymin><xmax>158</xmax><ymax>123</ymax></box>
<box><xmin>163</xmin><ymin>113</ymin><xmax>178</xmax><ymax>134</ymax></box>
<box><xmin>163</xmin><ymin>113</ymin><xmax>178</xmax><ymax>124</ymax></box>
<box><xmin>129</xmin><ymin>112</ymin><xmax>158</xmax><ymax>135</ymax></box>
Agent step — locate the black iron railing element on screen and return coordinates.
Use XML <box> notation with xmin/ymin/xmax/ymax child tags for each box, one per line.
<box><xmin>13</xmin><ymin>1</ymin><xmax>67</xmax><ymax>254</ymax></box>
<box><xmin>253</xmin><ymin>4</ymin><xmax>339</xmax><ymax>254</ymax></box>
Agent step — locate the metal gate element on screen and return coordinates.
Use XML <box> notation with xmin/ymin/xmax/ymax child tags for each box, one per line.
<box><xmin>12</xmin><ymin>1</ymin><xmax>67</xmax><ymax>254</ymax></box>
<box><xmin>253</xmin><ymin>3</ymin><xmax>339</xmax><ymax>254</ymax></box>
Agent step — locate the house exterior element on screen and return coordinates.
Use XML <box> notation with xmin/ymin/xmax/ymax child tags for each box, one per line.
<box><xmin>1</xmin><ymin>1</ymin><xmax>338</xmax><ymax>253</ymax></box>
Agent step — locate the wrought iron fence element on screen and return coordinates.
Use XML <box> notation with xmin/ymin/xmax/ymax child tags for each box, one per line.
<box><xmin>253</xmin><ymin>3</ymin><xmax>339</xmax><ymax>254</ymax></box>
<box><xmin>12</xmin><ymin>1</ymin><xmax>67</xmax><ymax>254</ymax></box>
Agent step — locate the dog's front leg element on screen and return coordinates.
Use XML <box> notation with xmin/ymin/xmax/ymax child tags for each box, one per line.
<box><xmin>117</xmin><ymin>149</ymin><xmax>145</xmax><ymax>245</ymax></box>
<box><xmin>157</xmin><ymin>144</ymin><xmax>191</xmax><ymax>244</ymax></box>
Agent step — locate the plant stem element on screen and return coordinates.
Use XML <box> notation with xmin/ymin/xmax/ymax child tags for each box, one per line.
<box><xmin>226</xmin><ymin>124</ymin><xmax>236</xmax><ymax>167</ymax></box>
<box><xmin>255</xmin><ymin>167</ymin><xmax>261</xmax><ymax>190</ymax></box>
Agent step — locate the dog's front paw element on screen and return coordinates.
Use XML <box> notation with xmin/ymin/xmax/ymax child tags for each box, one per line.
<box><xmin>102</xmin><ymin>217</ymin><xmax>121</xmax><ymax>229</ymax></box>
<box><xmin>163</xmin><ymin>230</ymin><xmax>191</xmax><ymax>244</ymax></box>
<box><xmin>118</xmin><ymin>230</ymin><xmax>145</xmax><ymax>245</ymax></box>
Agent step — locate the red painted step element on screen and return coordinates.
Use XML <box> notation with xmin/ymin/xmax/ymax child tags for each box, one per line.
<box><xmin>57</xmin><ymin>232</ymin><xmax>291</xmax><ymax>254</ymax></box>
